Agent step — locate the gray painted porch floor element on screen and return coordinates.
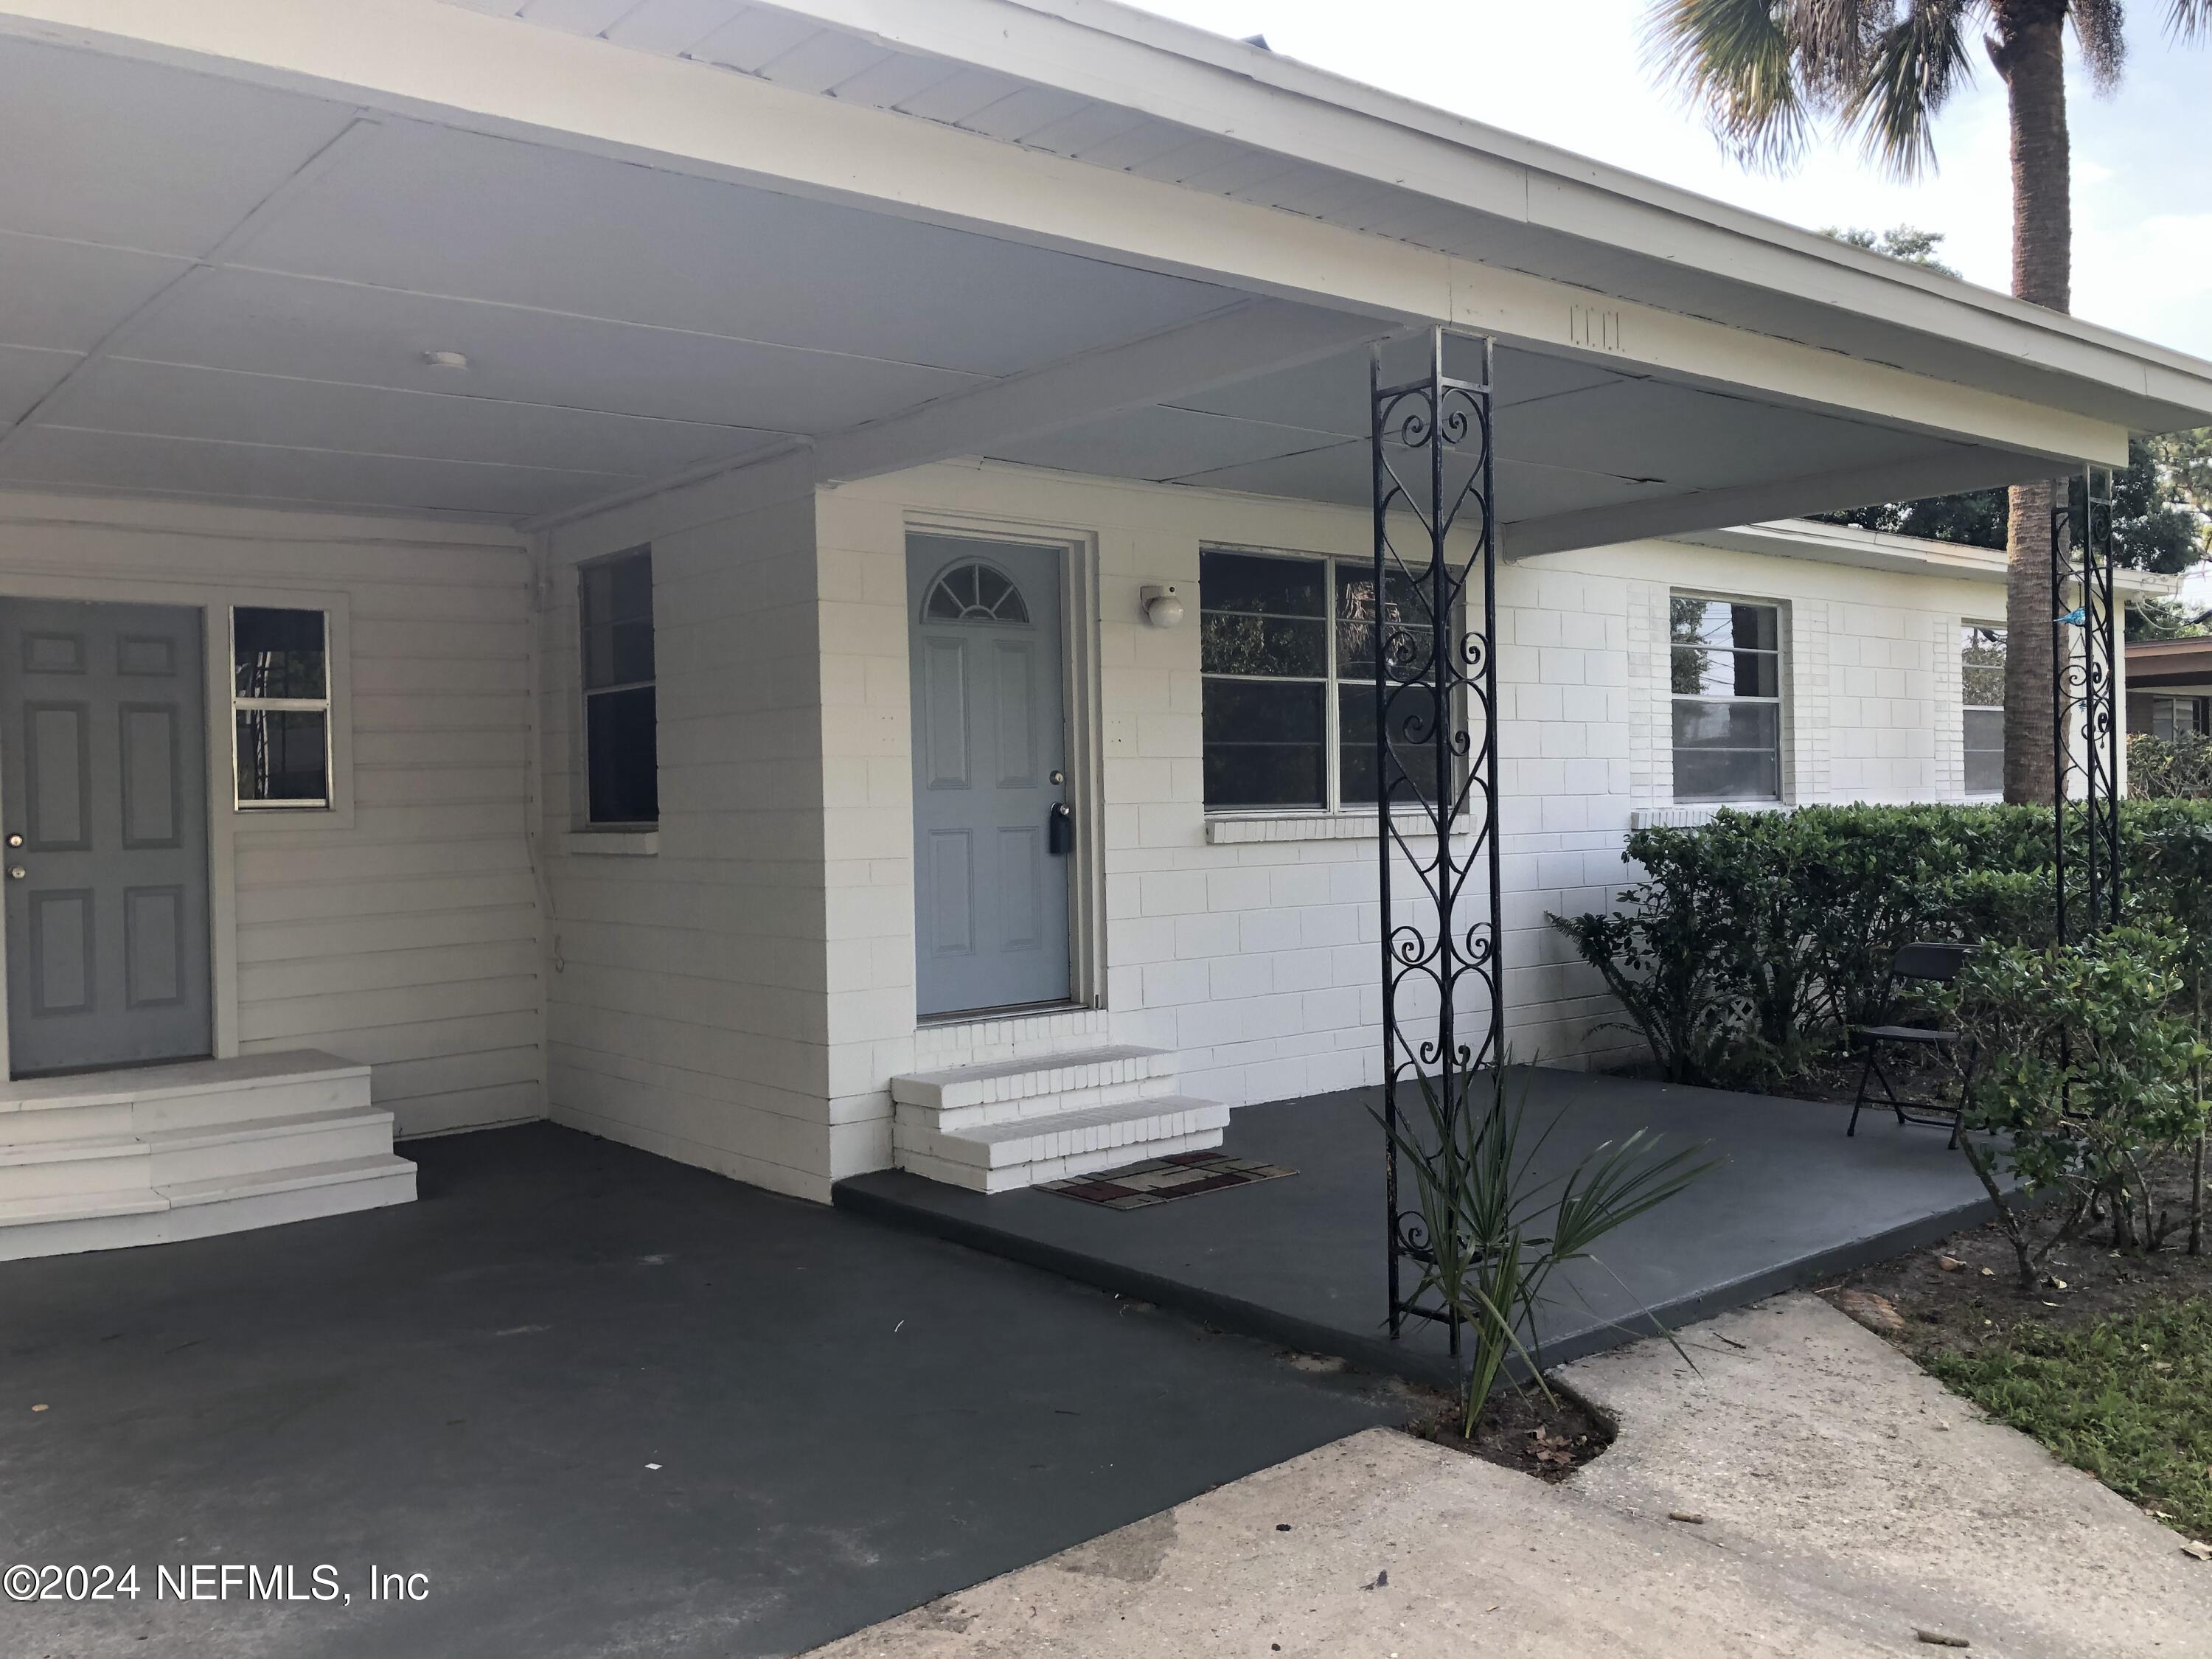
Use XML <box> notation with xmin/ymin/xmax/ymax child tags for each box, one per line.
<box><xmin>0</xmin><ymin>1123</ymin><xmax>1402</xmax><ymax>1659</ymax></box>
<box><xmin>837</xmin><ymin>1065</ymin><xmax>2004</xmax><ymax>1387</ymax></box>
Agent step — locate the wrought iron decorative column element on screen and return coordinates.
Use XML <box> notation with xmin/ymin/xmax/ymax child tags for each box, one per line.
<box><xmin>2051</xmin><ymin>465</ymin><xmax>2121</xmax><ymax>944</ymax></box>
<box><xmin>1372</xmin><ymin>328</ymin><xmax>1502</xmax><ymax>1343</ymax></box>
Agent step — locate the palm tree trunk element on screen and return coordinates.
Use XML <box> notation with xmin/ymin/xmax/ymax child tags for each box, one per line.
<box><xmin>1994</xmin><ymin>4</ymin><xmax>2072</xmax><ymax>806</ymax></box>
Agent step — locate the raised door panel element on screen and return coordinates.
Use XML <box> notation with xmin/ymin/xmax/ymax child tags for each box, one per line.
<box><xmin>24</xmin><ymin>703</ymin><xmax>91</xmax><ymax>851</ymax></box>
<box><xmin>27</xmin><ymin>888</ymin><xmax>94</xmax><ymax>1016</ymax></box>
<box><xmin>920</xmin><ymin>638</ymin><xmax>971</xmax><ymax>793</ymax></box>
<box><xmin>119</xmin><ymin>704</ymin><xmax>182</xmax><ymax>849</ymax></box>
<box><xmin>123</xmin><ymin>885</ymin><xmax>186</xmax><ymax>1008</ymax></box>
<box><xmin>924</xmin><ymin>830</ymin><xmax>975</xmax><ymax>959</ymax></box>
<box><xmin>992</xmin><ymin>640</ymin><xmax>1036</xmax><ymax>788</ymax></box>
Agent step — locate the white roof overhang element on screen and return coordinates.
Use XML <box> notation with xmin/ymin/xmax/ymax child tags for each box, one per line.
<box><xmin>1669</xmin><ymin>519</ymin><xmax>2180</xmax><ymax>592</ymax></box>
<box><xmin>0</xmin><ymin>0</ymin><xmax>2201</xmax><ymax>544</ymax></box>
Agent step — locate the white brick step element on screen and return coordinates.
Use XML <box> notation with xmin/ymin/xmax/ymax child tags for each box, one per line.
<box><xmin>0</xmin><ymin>1154</ymin><xmax>416</xmax><ymax>1262</ymax></box>
<box><xmin>891</xmin><ymin>1045</ymin><xmax>1177</xmax><ymax>1114</ymax></box>
<box><xmin>931</xmin><ymin>1094</ymin><xmax>1230</xmax><ymax>1171</ymax></box>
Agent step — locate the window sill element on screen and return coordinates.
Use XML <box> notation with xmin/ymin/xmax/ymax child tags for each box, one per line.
<box><xmin>562</xmin><ymin>830</ymin><xmax>658</xmax><ymax>857</ymax></box>
<box><xmin>1206</xmin><ymin>810</ymin><xmax>1469</xmax><ymax>846</ymax></box>
<box><xmin>1629</xmin><ymin>803</ymin><xmax>1787</xmax><ymax>831</ymax></box>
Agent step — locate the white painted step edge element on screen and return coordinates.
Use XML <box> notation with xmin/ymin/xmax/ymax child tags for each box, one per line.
<box><xmin>898</xmin><ymin>1127</ymin><xmax>1228</xmax><ymax>1194</ymax></box>
<box><xmin>925</xmin><ymin>1097</ymin><xmax>1231</xmax><ymax>1170</ymax></box>
<box><xmin>0</xmin><ymin>1051</ymin><xmax>370</xmax><ymax>1114</ymax></box>
<box><xmin>0</xmin><ymin>1155</ymin><xmax>416</xmax><ymax>1262</ymax></box>
<box><xmin>891</xmin><ymin>1046</ymin><xmax>1175</xmax><ymax>1110</ymax></box>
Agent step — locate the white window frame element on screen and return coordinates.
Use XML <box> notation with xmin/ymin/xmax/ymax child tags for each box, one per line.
<box><xmin>1199</xmin><ymin>546</ymin><xmax>1458</xmax><ymax>818</ymax></box>
<box><xmin>230</xmin><ymin>604</ymin><xmax>333</xmax><ymax>811</ymax></box>
<box><xmin>1961</xmin><ymin>619</ymin><xmax>2006</xmax><ymax>798</ymax></box>
<box><xmin>1668</xmin><ymin>591</ymin><xmax>1785</xmax><ymax>806</ymax></box>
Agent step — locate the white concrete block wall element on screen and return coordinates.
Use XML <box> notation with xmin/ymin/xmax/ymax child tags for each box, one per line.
<box><xmin>0</xmin><ymin>491</ymin><xmax>543</xmax><ymax>1138</ymax></box>
<box><xmin>809</xmin><ymin>466</ymin><xmax>2024</xmax><ymax>1150</ymax></box>
<box><xmin>509</xmin><ymin>453</ymin><xmax>2035</xmax><ymax>1202</ymax></box>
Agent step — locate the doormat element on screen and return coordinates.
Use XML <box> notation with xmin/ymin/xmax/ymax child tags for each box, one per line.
<box><xmin>1040</xmin><ymin>1150</ymin><xmax>1295</xmax><ymax>1211</ymax></box>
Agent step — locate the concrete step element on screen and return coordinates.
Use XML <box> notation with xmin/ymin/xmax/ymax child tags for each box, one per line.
<box><xmin>141</xmin><ymin>1108</ymin><xmax>396</xmax><ymax>1186</ymax></box>
<box><xmin>0</xmin><ymin>1153</ymin><xmax>417</xmax><ymax>1262</ymax></box>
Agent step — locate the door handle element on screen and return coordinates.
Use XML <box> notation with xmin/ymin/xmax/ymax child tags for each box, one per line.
<box><xmin>1047</xmin><ymin>801</ymin><xmax>1074</xmax><ymax>857</ymax></box>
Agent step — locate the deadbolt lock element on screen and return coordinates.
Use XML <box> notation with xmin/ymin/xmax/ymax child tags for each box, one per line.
<box><xmin>6</xmin><ymin>867</ymin><xmax>23</xmax><ymax>881</ymax></box>
<box><xmin>4</xmin><ymin>834</ymin><xmax>19</xmax><ymax>847</ymax></box>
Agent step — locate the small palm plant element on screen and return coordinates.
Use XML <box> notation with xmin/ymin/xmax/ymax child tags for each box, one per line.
<box><xmin>1382</xmin><ymin>1065</ymin><xmax>1718</xmax><ymax>1436</ymax></box>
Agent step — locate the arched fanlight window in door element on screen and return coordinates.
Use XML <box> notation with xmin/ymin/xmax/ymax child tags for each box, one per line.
<box><xmin>921</xmin><ymin>560</ymin><xmax>1032</xmax><ymax>625</ymax></box>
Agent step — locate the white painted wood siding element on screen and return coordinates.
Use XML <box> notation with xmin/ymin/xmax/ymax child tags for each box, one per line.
<box><xmin>0</xmin><ymin>491</ymin><xmax>542</xmax><ymax>1138</ymax></box>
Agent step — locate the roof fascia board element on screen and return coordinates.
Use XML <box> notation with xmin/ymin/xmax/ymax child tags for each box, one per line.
<box><xmin>1507</xmin><ymin>449</ymin><xmax>2056</xmax><ymax>560</ymax></box>
<box><xmin>1664</xmin><ymin>518</ymin><xmax>2175</xmax><ymax>591</ymax></box>
<box><xmin>754</xmin><ymin>0</ymin><xmax>2212</xmax><ymax>422</ymax></box>
<box><xmin>0</xmin><ymin>0</ymin><xmax>2129</xmax><ymax>470</ymax></box>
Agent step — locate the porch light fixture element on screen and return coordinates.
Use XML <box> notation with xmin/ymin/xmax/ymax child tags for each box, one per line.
<box><xmin>420</xmin><ymin>349</ymin><xmax>469</xmax><ymax>369</ymax></box>
<box><xmin>1139</xmin><ymin>584</ymin><xmax>1184</xmax><ymax>628</ymax></box>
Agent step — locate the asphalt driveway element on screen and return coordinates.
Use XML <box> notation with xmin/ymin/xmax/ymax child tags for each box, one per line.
<box><xmin>0</xmin><ymin>1123</ymin><xmax>1400</xmax><ymax>1658</ymax></box>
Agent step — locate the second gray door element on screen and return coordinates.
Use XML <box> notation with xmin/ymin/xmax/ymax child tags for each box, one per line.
<box><xmin>0</xmin><ymin>599</ymin><xmax>212</xmax><ymax>1076</ymax></box>
<box><xmin>908</xmin><ymin>536</ymin><xmax>1072</xmax><ymax>1020</ymax></box>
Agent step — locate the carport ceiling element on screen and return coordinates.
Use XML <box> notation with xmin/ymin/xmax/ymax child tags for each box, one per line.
<box><xmin>0</xmin><ymin>35</ymin><xmax>1243</xmax><ymax>521</ymax></box>
<box><xmin>0</xmin><ymin>32</ymin><xmax>2017</xmax><ymax>537</ymax></box>
<box><xmin>984</xmin><ymin>345</ymin><xmax>1985</xmax><ymax>529</ymax></box>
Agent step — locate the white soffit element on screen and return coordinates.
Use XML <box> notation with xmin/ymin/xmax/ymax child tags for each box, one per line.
<box><xmin>0</xmin><ymin>15</ymin><xmax>2153</xmax><ymax>535</ymax></box>
<box><xmin>443</xmin><ymin>0</ymin><xmax>2212</xmax><ymax>435</ymax></box>
<box><xmin>0</xmin><ymin>29</ymin><xmax>1258</xmax><ymax>519</ymax></box>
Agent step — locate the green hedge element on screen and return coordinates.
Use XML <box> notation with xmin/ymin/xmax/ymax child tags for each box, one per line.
<box><xmin>2130</xmin><ymin>734</ymin><xmax>2212</xmax><ymax>800</ymax></box>
<box><xmin>1550</xmin><ymin>800</ymin><xmax>2212</xmax><ymax>1089</ymax></box>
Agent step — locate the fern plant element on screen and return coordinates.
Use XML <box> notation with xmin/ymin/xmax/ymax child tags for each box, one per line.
<box><xmin>1380</xmin><ymin>1065</ymin><xmax>1717</xmax><ymax>1436</ymax></box>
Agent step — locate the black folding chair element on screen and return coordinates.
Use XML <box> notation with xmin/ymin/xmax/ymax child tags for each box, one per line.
<box><xmin>1847</xmin><ymin>942</ymin><xmax>1978</xmax><ymax>1149</ymax></box>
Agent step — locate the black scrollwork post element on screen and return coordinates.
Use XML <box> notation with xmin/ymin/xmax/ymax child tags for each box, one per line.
<box><xmin>1372</xmin><ymin>328</ymin><xmax>1501</xmax><ymax>1343</ymax></box>
<box><xmin>2051</xmin><ymin>465</ymin><xmax>2121</xmax><ymax>944</ymax></box>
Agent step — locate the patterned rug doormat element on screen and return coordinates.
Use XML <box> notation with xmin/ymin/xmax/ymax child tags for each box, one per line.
<box><xmin>1039</xmin><ymin>1150</ymin><xmax>1296</xmax><ymax>1211</ymax></box>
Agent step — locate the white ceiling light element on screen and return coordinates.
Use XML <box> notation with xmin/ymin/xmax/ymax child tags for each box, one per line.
<box><xmin>420</xmin><ymin>349</ymin><xmax>469</xmax><ymax>369</ymax></box>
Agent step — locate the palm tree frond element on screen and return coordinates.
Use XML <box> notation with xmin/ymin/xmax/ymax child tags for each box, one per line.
<box><xmin>1643</xmin><ymin>0</ymin><xmax>1817</xmax><ymax>171</ymax></box>
<box><xmin>2073</xmin><ymin>0</ymin><xmax>2128</xmax><ymax>90</ymax></box>
<box><xmin>2170</xmin><ymin>0</ymin><xmax>2212</xmax><ymax>44</ymax></box>
<box><xmin>1843</xmin><ymin>0</ymin><xmax>1976</xmax><ymax>178</ymax></box>
<box><xmin>1784</xmin><ymin>0</ymin><xmax>1885</xmax><ymax>100</ymax></box>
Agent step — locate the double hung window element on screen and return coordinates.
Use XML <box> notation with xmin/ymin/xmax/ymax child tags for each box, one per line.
<box><xmin>1199</xmin><ymin>549</ymin><xmax>1447</xmax><ymax>813</ymax></box>
<box><xmin>1669</xmin><ymin>596</ymin><xmax>1783</xmax><ymax>803</ymax></box>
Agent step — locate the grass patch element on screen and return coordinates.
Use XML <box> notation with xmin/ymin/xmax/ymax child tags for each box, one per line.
<box><xmin>1926</xmin><ymin>1297</ymin><xmax>2212</xmax><ymax>1540</ymax></box>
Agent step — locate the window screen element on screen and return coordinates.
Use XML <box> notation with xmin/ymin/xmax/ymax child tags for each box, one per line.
<box><xmin>580</xmin><ymin>549</ymin><xmax>658</xmax><ymax>826</ymax></box>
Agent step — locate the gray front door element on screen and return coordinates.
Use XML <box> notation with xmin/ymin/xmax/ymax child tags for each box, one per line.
<box><xmin>908</xmin><ymin>536</ymin><xmax>1072</xmax><ymax>1019</ymax></box>
<box><xmin>0</xmin><ymin>599</ymin><xmax>212</xmax><ymax>1075</ymax></box>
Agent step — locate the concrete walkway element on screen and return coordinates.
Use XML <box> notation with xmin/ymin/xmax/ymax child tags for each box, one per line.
<box><xmin>811</xmin><ymin>1295</ymin><xmax>2210</xmax><ymax>1658</ymax></box>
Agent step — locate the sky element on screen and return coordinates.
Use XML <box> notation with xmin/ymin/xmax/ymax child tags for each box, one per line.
<box><xmin>1123</xmin><ymin>0</ymin><xmax>2212</xmax><ymax>363</ymax></box>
